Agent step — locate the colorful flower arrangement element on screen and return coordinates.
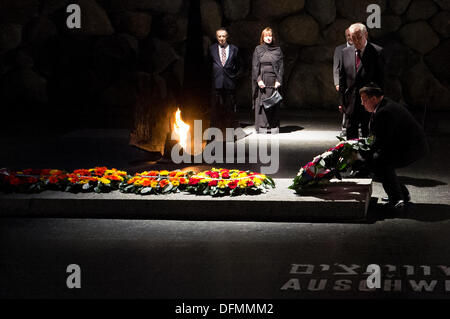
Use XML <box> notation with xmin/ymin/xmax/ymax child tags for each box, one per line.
<box><xmin>0</xmin><ymin>168</ymin><xmax>66</xmax><ymax>193</ymax></box>
<box><xmin>289</xmin><ymin>137</ymin><xmax>373</xmax><ymax>193</ymax></box>
<box><xmin>65</xmin><ymin>167</ymin><xmax>127</xmax><ymax>193</ymax></box>
<box><xmin>0</xmin><ymin>167</ymin><xmax>127</xmax><ymax>193</ymax></box>
<box><xmin>118</xmin><ymin>170</ymin><xmax>194</xmax><ymax>195</ymax></box>
<box><xmin>1</xmin><ymin>167</ymin><xmax>275</xmax><ymax>196</ymax></box>
<box><xmin>186</xmin><ymin>168</ymin><xmax>275</xmax><ymax>196</ymax></box>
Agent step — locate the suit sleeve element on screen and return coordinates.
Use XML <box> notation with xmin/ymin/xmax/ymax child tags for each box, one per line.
<box><xmin>333</xmin><ymin>47</ymin><xmax>342</xmax><ymax>87</ymax></box>
<box><xmin>338</xmin><ymin>51</ymin><xmax>347</xmax><ymax>106</ymax></box>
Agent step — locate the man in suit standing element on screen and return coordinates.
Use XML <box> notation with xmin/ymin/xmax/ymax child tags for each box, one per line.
<box><xmin>338</xmin><ymin>23</ymin><xmax>384</xmax><ymax>140</ymax></box>
<box><xmin>359</xmin><ymin>84</ymin><xmax>428</xmax><ymax>211</ymax></box>
<box><xmin>209</xmin><ymin>28</ymin><xmax>240</xmax><ymax>129</ymax></box>
<box><xmin>333</xmin><ymin>28</ymin><xmax>353</xmax><ymax>137</ymax></box>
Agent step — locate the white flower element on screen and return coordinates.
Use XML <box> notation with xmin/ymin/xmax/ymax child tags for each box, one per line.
<box><xmin>321</xmin><ymin>151</ymin><xmax>333</xmax><ymax>158</ymax></box>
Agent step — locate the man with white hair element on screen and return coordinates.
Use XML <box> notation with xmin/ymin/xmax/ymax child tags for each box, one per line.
<box><xmin>338</xmin><ymin>23</ymin><xmax>385</xmax><ymax>140</ymax></box>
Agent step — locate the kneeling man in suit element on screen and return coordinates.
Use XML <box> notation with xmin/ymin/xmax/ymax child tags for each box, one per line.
<box><xmin>359</xmin><ymin>84</ymin><xmax>428</xmax><ymax>210</ymax></box>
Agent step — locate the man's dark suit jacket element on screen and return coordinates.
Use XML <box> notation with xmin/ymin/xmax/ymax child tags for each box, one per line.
<box><xmin>209</xmin><ymin>43</ymin><xmax>240</xmax><ymax>90</ymax></box>
<box><xmin>370</xmin><ymin>97</ymin><xmax>428</xmax><ymax>168</ymax></box>
<box><xmin>339</xmin><ymin>42</ymin><xmax>384</xmax><ymax>115</ymax></box>
<box><xmin>333</xmin><ymin>43</ymin><xmax>347</xmax><ymax>87</ymax></box>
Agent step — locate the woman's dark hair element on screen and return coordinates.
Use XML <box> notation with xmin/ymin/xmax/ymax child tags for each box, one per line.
<box><xmin>359</xmin><ymin>83</ymin><xmax>384</xmax><ymax>97</ymax></box>
<box><xmin>260</xmin><ymin>27</ymin><xmax>276</xmax><ymax>45</ymax></box>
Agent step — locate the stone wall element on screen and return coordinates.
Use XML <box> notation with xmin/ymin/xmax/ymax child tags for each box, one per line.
<box><xmin>0</xmin><ymin>0</ymin><xmax>449</xmax><ymax>137</ymax></box>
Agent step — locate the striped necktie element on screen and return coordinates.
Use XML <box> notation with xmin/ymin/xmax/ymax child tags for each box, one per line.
<box><xmin>221</xmin><ymin>47</ymin><xmax>227</xmax><ymax>66</ymax></box>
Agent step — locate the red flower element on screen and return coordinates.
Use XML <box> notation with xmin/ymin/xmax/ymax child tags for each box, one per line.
<box><xmin>9</xmin><ymin>177</ymin><xmax>21</xmax><ymax>186</ymax></box>
<box><xmin>23</xmin><ymin>169</ymin><xmax>43</xmax><ymax>175</ymax></box>
<box><xmin>208</xmin><ymin>180</ymin><xmax>218</xmax><ymax>187</ymax></box>
<box><xmin>210</xmin><ymin>172</ymin><xmax>219</xmax><ymax>178</ymax></box>
<box><xmin>73</xmin><ymin>169</ymin><xmax>91</xmax><ymax>176</ymax></box>
<box><xmin>228</xmin><ymin>180</ymin><xmax>238</xmax><ymax>189</ymax></box>
<box><xmin>49</xmin><ymin>176</ymin><xmax>59</xmax><ymax>184</ymax></box>
<box><xmin>221</xmin><ymin>172</ymin><xmax>230</xmax><ymax>179</ymax></box>
<box><xmin>41</xmin><ymin>169</ymin><xmax>52</xmax><ymax>176</ymax></box>
<box><xmin>188</xmin><ymin>178</ymin><xmax>200</xmax><ymax>185</ymax></box>
<box><xmin>93</xmin><ymin>167</ymin><xmax>107</xmax><ymax>176</ymax></box>
<box><xmin>247</xmin><ymin>180</ymin><xmax>254</xmax><ymax>187</ymax></box>
<box><xmin>26</xmin><ymin>177</ymin><xmax>38</xmax><ymax>184</ymax></box>
<box><xmin>159</xmin><ymin>179</ymin><xmax>169</xmax><ymax>188</ymax></box>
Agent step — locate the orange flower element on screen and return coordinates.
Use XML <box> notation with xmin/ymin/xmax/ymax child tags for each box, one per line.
<box><xmin>169</xmin><ymin>171</ymin><xmax>178</xmax><ymax>177</ymax></box>
<box><xmin>148</xmin><ymin>171</ymin><xmax>159</xmax><ymax>177</ymax></box>
<box><xmin>105</xmin><ymin>175</ymin><xmax>121</xmax><ymax>181</ymax></box>
<box><xmin>179</xmin><ymin>177</ymin><xmax>188</xmax><ymax>184</ymax></box>
<box><xmin>142</xmin><ymin>179</ymin><xmax>152</xmax><ymax>187</ymax></box>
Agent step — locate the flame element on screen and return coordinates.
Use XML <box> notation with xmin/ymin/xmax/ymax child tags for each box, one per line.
<box><xmin>173</xmin><ymin>108</ymin><xmax>190</xmax><ymax>150</ymax></box>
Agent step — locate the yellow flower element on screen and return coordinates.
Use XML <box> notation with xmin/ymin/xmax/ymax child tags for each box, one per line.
<box><xmin>79</xmin><ymin>179</ymin><xmax>89</xmax><ymax>184</ymax></box>
<box><xmin>238</xmin><ymin>179</ymin><xmax>247</xmax><ymax>188</ymax></box>
<box><xmin>160</xmin><ymin>170</ymin><xmax>169</xmax><ymax>176</ymax></box>
<box><xmin>211</xmin><ymin>168</ymin><xmax>220</xmax><ymax>172</ymax></box>
<box><xmin>218</xmin><ymin>180</ymin><xmax>228</xmax><ymax>188</ymax></box>
<box><xmin>238</xmin><ymin>173</ymin><xmax>248</xmax><ymax>178</ymax></box>
<box><xmin>99</xmin><ymin>177</ymin><xmax>111</xmax><ymax>184</ymax></box>
<box><xmin>150</xmin><ymin>181</ymin><xmax>158</xmax><ymax>188</ymax></box>
<box><xmin>176</xmin><ymin>171</ymin><xmax>185</xmax><ymax>177</ymax></box>
<box><xmin>199</xmin><ymin>178</ymin><xmax>209</xmax><ymax>184</ymax></box>
<box><xmin>134</xmin><ymin>179</ymin><xmax>143</xmax><ymax>186</ymax></box>
<box><xmin>171</xmin><ymin>181</ymin><xmax>180</xmax><ymax>186</ymax></box>
<box><xmin>231</xmin><ymin>173</ymin><xmax>239</xmax><ymax>179</ymax></box>
<box><xmin>253</xmin><ymin>177</ymin><xmax>263</xmax><ymax>186</ymax></box>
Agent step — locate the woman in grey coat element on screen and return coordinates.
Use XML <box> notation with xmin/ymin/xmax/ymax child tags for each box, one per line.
<box><xmin>252</xmin><ymin>27</ymin><xmax>284</xmax><ymax>134</ymax></box>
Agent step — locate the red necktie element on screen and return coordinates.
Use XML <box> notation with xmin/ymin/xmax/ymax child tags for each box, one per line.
<box><xmin>356</xmin><ymin>50</ymin><xmax>361</xmax><ymax>71</ymax></box>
